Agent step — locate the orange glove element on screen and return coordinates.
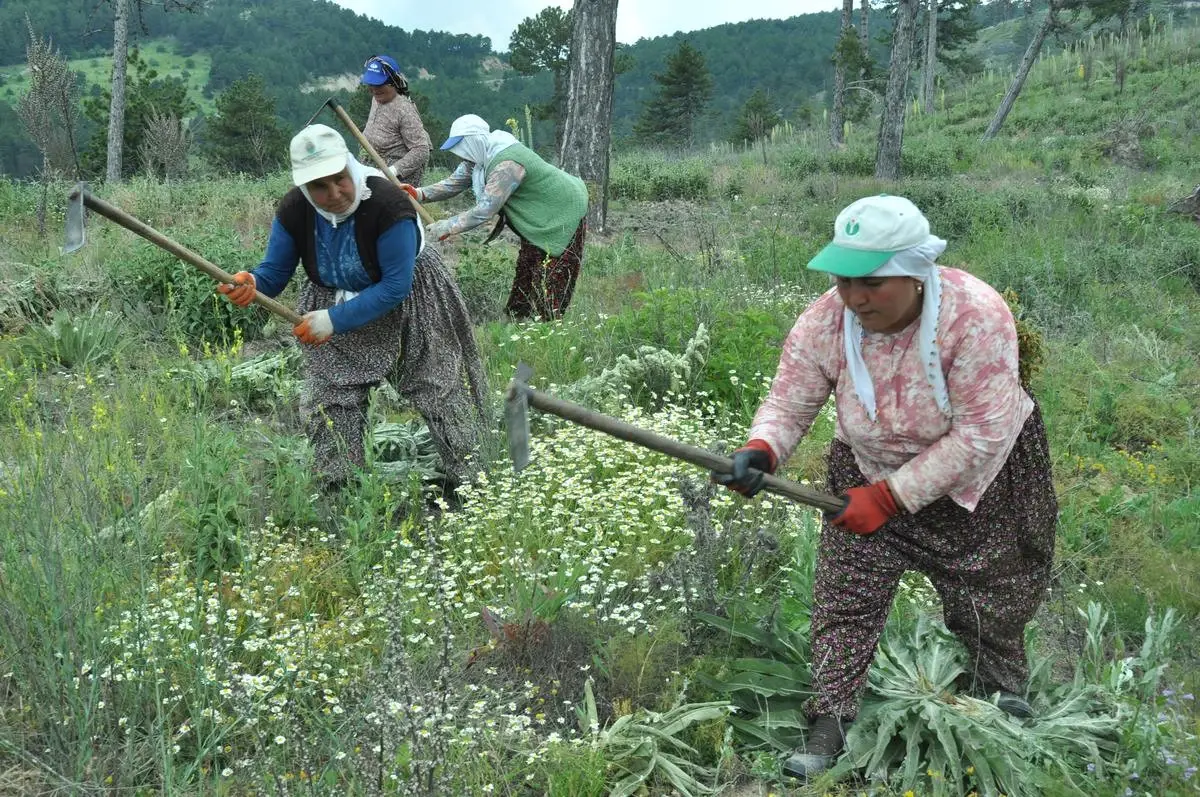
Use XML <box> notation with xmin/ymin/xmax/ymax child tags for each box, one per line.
<box><xmin>217</xmin><ymin>271</ymin><xmax>256</xmax><ymax>307</ymax></box>
<box><xmin>293</xmin><ymin>309</ymin><xmax>333</xmax><ymax>346</ymax></box>
<box><xmin>830</xmin><ymin>481</ymin><xmax>899</xmax><ymax>535</ymax></box>
<box><xmin>398</xmin><ymin>183</ymin><xmax>422</xmax><ymax>202</ymax></box>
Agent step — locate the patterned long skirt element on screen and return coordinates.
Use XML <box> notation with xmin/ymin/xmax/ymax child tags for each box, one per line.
<box><xmin>297</xmin><ymin>245</ymin><xmax>488</xmax><ymax>488</ymax></box>
<box><xmin>505</xmin><ymin>220</ymin><xmax>586</xmax><ymax>322</ymax></box>
<box><xmin>804</xmin><ymin>403</ymin><xmax>1058</xmax><ymax>721</ymax></box>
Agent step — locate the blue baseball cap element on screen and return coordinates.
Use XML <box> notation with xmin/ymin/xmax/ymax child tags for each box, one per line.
<box><xmin>361</xmin><ymin>55</ymin><xmax>399</xmax><ymax>86</ymax></box>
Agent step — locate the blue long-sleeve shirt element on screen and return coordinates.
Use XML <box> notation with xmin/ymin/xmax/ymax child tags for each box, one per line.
<box><xmin>252</xmin><ymin>215</ymin><xmax>418</xmax><ymax>333</ymax></box>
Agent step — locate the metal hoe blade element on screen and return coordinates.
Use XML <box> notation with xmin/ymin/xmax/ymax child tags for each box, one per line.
<box><xmin>62</xmin><ymin>182</ymin><xmax>87</xmax><ymax>254</ymax></box>
<box><xmin>505</xmin><ymin>362</ymin><xmax>534</xmax><ymax>471</ymax></box>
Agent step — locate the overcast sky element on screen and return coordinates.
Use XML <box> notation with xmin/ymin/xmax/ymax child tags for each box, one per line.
<box><xmin>331</xmin><ymin>0</ymin><xmax>841</xmax><ymax>51</ymax></box>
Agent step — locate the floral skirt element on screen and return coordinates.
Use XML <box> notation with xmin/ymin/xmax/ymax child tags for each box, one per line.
<box><xmin>804</xmin><ymin>402</ymin><xmax>1058</xmax><ymax>720</ymax></box>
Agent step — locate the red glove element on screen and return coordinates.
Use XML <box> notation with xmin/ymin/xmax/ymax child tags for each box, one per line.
<box><xmin>398</xmin><ymin>183</ymin><xmax>422</xmax><ymax>202</ymax></box>
<box><xmin>830</xmin><ymin>481</ymin><xmax>899</xmax><ymax>535</ymax></box>
<box><xmin>217</xmin><ymin>271</ymin><xmax>256</xmax><ymax>307</ymax></box>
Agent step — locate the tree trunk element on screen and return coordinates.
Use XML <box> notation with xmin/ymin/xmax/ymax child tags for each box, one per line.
<box><xmin>106</xmin><ymin>0</ymin><xmax>129</xmax><ymax>182</ymax></box>
<box><xmin>923</xmin><ymin>0</ymin><xmax>938</xmax><ymax>114</ymax></box>
<box><xmin>981</xmin><ymin>1</ymin><xmax>1058</xmax><ymax>140</ymax></box>
<box><xmin>875</xmin><ymin>0</ymin><xmax>919</xmax><ymax>180</ymax></box>
<box><xmin>859</xmin><ymin>0</ymin><xmax>869</xmax><ymax>51</ymax></box>
<box><xmin>830</xmin><ymin>0</ymin><xmax>854</xmax><ymax>147</ymax></box>
<box><xmin>559</xmin><ymin>0</ymin><xmax>619</xmax><ymax>233</ymax></box>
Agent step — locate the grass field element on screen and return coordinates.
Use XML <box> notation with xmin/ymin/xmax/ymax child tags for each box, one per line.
<box><xmin>0</xmin><ymin>38</ymin><xmax>214</xmax><ymax>116</ymax></box>
<box><xmin>0</xmin><ymin>20</ymin><xmax>1197</xmax><ymax>797</ymax></box>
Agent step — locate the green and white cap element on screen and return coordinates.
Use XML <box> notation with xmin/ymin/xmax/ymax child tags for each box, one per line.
<box><xmin>807</xmin><ymin>194</ymin><xmax>931</xmax><ymax>277</ymax></box>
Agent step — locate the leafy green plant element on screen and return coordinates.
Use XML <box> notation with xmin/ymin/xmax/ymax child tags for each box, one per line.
<box><xmin>609</xmin><ymin>155</ymin><xmax>711</xmax><ymax>201</ymax></box>
<box><xmin>576</xmin><ymin>677</ymin><xmax>730</xmax><ymax>797</ymax></box>
<box><xmin>370</xmin><ymin>419</ymin><xmax>444</xmax><ymax>484</ymax></box>
<box><xmin>454</xmin><ymin>242</ymin><xmax>517</xmax><ymax>323</ymax></box>
<box><xmin>16</xmin><ymin>306</ymin><xmax>128</xmax><ymax>370</ymax></box>
<box><xmin>694</xmin><ymin>607</ymin><xmax>812</xmax><ymax>753</ymax></box>
<box><xmin>110</xmin><ymin>227</ymin><xmax>266</xmax><ymax>345</ymax></box>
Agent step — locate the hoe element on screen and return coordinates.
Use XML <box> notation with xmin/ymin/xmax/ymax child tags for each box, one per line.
<box><xmin>504</xmin><ymin>362</ymin><xmax>847</xmax><ymax>514</ymax></box>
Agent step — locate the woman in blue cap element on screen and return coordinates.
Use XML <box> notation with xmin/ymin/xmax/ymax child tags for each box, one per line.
<box><xmin>360</xmin><ymin>54</ymin><xmax>431</xmax><ymax>186</ymax></box>
<box><xmin>401</xmin><ymin>114</ymin><xmax>589</xmax><ymax>322</ymax></box>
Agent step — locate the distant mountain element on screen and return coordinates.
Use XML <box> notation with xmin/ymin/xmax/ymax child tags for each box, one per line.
<box><xmin>0</xmin><ymin>0</ymin><xmax>1115</xmax><ymax>178</ymax></box>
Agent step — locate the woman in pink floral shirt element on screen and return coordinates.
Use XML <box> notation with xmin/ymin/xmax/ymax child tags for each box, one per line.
<box><xmin>714</xmin><ymin>195</ymin><xmax>1057</xmax><ymax>779</ymax></box>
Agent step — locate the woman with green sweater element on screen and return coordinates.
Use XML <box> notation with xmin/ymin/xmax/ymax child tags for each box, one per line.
<box><xmin>401</xmin><ymin>114</ymin><xmax>589</xmax><ymax>322</ymax></box>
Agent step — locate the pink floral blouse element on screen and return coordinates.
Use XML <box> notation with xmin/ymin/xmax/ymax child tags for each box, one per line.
<box><xmin>749</xmin><ymin>267</ymin><xmax>1033</xmax><ymax>513</ymax></box>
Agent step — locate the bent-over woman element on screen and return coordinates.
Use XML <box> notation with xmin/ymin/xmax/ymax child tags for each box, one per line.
<box><xmin>714</xmin><ymin>195</ymin><xmax>1057</xmax><ymax>779</ymax></box>
<box><xmin>218</xmin><ymin>124</ymin><xmax>486</xmax><ymax>492</ymax></box>
<box><xmin>402</xmin><ymin>114</ymin><xmax>588</xmax><ymax>322</ymax></box>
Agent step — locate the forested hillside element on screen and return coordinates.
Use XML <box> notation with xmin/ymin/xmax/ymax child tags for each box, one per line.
<box><xmin>2</xmin><ymin>0</ymin><xmax>1193</xmax><ymax>178</ymax></box>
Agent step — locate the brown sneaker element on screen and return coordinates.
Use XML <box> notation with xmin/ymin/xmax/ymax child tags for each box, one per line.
<box><xmin>781</xmin><ymin>715</ymin><xmax>850</xmax><ymax>779</ymax></box>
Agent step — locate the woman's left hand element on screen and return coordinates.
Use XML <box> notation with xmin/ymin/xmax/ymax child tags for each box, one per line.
<box><xmin>830</xmin><ymin>481</ymin><xmax>899</xmax><ymax>535</ymax></box>
<box><xmin>293</xmin><ymin>310</ymin><xmax>334</xmax><ymax>346</ymax></box>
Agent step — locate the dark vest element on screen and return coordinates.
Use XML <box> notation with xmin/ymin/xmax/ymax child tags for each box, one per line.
<box><xmin>276</xmin><ymin>176</ymin><xmax>418</xmax><ymax>288</ymax></box>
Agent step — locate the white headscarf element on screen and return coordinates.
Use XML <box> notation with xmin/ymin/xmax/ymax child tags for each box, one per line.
<box><xmin>298</xmin><ymin>151</ymin><xmax>424</xmax><ymax>251</ymax></box>
<box><xmin>843</xmin><ymin>235</ymin><xmax>950</xmax><ymax>421</ymax></box>
<box><xmin>449</xmin><ymin>129</ymin><xmax>520</xmax><ymax>200</ymax></box>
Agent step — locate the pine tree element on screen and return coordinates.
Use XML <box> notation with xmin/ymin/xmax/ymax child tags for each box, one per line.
<box><xmin>202</xmin><ymin>74</ymin><xmax>288</xmax><ymax>176</ymax></box>
<box><xmin>82</xmin><ymin>48</ymin><xmax>195</xmax><ymax>180</ymax></box>
<box><xmin>632</xmin><ymin>40</ymin><xmax>713</xmax><ymax>147</ymax></box>
<box><xmin>728</xmin><ymin>89</ymin><xmax>780</xmax><ymax>145</ymax></box>
<box><xmin>509</xmin><ymin>6</ymin><xmax>573</xmax><ymax>153</ymax></box>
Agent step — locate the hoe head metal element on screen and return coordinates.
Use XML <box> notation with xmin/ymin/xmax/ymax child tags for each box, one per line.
<box><xmin>504</xmin><ymin>362</ymin><xmax>534</xmax><ymax>471</ymax></box>
<box><xmin>62</xmin><ymin>182</ymin><xmax>88</xmax><ymax>254</ymax></box>
<box><xmin>303</xmin><ymin>97</ymin><xmax>334</xmax><ymax>129</ymax></box>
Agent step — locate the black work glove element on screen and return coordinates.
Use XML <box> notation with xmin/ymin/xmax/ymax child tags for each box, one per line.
<box><xmin>712</xmin><ymin>444</ymin><xmax>774</xmax><ymax>498</ymax></box>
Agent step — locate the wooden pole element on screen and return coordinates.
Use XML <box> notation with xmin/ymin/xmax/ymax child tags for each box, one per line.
<box><xmin>327</xmin><ymin>100</ymin><xmax>436</xmax><ymax>225</ymax></box>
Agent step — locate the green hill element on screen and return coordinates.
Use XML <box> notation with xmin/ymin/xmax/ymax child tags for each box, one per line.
<box><xmin>1</xmin><ymin>0</ymin><xmax>1195</xmax><ymax>179</ymax></box>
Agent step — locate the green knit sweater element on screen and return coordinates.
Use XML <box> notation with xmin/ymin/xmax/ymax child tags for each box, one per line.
<box><xmin>487</xmin><ymin>143</ymin><xmax>588</xmax><ymax>256</ymax></box>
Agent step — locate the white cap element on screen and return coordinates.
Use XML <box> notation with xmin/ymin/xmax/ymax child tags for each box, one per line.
<box><xmin>807</xmin><ymin>195</ymin><xmax>931</xmax><ymax>277</ymax></box>
<box><xmin>290</xmin><ymin>124</ymin><xmax>349</xmax><ymax>186</ymax></box>
<box><xmin>440</xmin><ymin>114</ymin><xmax>490</xmax><ymax>150</ymax></box>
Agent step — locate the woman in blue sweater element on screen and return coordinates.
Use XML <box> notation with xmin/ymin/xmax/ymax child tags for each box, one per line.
<box><xmin>218</xmin><ymin>124</ymin><xmax>487</xmax><ymax>491</ymax></box>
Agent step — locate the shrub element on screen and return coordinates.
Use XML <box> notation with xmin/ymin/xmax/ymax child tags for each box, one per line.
<box><xmin>901</xmin><ymin>139</ymin><xmax>956</xmax><ymax>177</ymax></box>
<box><xmin>826</xmin><ymin>147</ymin><xmax>875</xmax><ymax>176</ymax></box>
<box><xmin>780</xmin><ymin>149</ymin><xmax>821</xmax><ymax>180</ymax></box>
<box><xmin>610</xmin><ymin>155</ymin><xmax>711</xmax><ymax>201</ymax></box>
<box><xmin>15</xmin><ymin>307</ymin><xmax>128</xmax><ymax>370</ymax></box>
<box><xmin>454</xmin><ymin>243</ymin><xmax>515</xmax><ymax>323</ymax></box>
<box><xmin>110</xmin><ymin>227</ymin><xmax>268</xmax><ymax>345</ymax></box>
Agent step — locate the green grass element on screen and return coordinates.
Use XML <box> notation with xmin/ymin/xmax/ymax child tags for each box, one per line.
<box><xmin>0</xmin><ymin>38</ymin><xmax>214</xmax><ymax>116</ymax></box>
<box><xmin>0</xmin><ymin>20</ymin><xmax>1198</xmax><ymax>796</ymax></box>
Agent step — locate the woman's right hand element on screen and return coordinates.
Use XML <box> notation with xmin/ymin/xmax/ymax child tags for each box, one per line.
<box><xmin>217</xmin><ymin>271</ymin><xmax>256</xmax><ymax>307</ymax></box>
<box><xmin>398</xmin><ymin>183</ymin><xmax>422</xmax><ymax>202</ymax></box>
<box><xmin>711</xmin><ymin>441</ymin><xmax>776</xmax><ymax>498</ymax></box>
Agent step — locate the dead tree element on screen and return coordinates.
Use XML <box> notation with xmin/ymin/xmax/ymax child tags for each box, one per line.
<box><xmin>558</xmin><ymin>0</ymin><xmax>619</xmax><ymax>233</ymax></box>
<box><xmin>17</xmin><ymin>18</ymin><xmax>81</xmax><ymax>234</ymax></box>
<box><xmin>923</xmin><ymin>0</ymin><xmax>938</xmax><ymax>114</ymax></box>
<box><xmin>104</xmin><ymin>0</ymin><xmax>203</xmax><ymax>183</ymax></box>
<box><xmin>105</xmin><ymin>0</ymin><xmax>130</xmax><ymax>183</ymax></box>
<box><xmin>981</xmin><ymin>0</ymin><xmax>1062</xmax><ymax>140</ymax></box>
<box><xmin>860</xmin><ymin>0</ymin><xmax>870</xmax><ymax>50</ymax></box>
<box><xmin>875</xmin><ymin>0</ymin><xmax>919</xmax><ymax>179</ymax></box>
<box><xmin>831</xmin><ymin>0</ymin><xmax>855</xmax><ymax>147</ymax></box>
